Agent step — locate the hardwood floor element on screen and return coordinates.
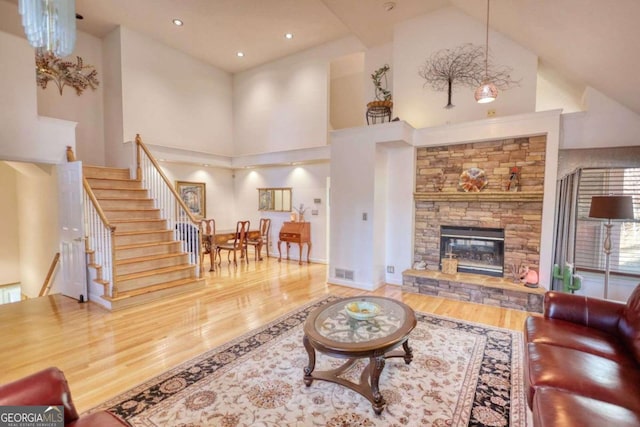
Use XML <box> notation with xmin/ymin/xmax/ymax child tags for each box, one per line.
<box><xmin>0</xmin><ymin>256</ymin><xmax>534</xmax><ymax>412</ymax></box>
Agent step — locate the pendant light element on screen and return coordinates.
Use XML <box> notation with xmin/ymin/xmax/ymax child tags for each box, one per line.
<box><xmin>18</xmin><ymin>0</ymin><xmax>76</xmax><ymax>57</ymax></box>
<box><xmin>475</xmin><ymin>0</ymin><xmax>497</xmax><ymax>103</ymax></box>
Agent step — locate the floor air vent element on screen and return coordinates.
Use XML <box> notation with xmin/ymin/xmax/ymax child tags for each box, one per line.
<box><xmin>335</xmin><ymin>268</ymin><xmax>355</xmax><ymax>281</ymax></box>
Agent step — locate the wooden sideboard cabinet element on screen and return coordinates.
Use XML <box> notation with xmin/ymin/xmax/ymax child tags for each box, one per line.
<box><xmin>278</xmin><ymin>221</ymin><xmax>311</xmax><ymax>265</ymax></box>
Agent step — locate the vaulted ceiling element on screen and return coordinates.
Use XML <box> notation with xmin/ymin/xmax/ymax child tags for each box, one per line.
<box><xmin>3</xmin><ymin>0</ymin><xmax>640</xmax><ymax>114</ymax></box>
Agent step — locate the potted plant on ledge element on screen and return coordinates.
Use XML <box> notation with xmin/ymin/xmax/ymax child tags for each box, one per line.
<box><xmin>366</xmin><ymin>64</ymin><xmax>393</xmax><ymax>124</ymax></box>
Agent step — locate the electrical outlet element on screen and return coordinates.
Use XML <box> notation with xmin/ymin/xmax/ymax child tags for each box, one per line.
<box><xmin>362</xmin><ymin>212</ymin><xmax>368</xmax><ymax>221</ymax></box>
<box><xmin>386</xmin><ymin>265</ymin><xmax>395</xmax><ymax>273</ymax></box>
<box><xmin>487</xmin><ymin>109</ymin><xmax>496</xmax><ymax>117</ymax></box>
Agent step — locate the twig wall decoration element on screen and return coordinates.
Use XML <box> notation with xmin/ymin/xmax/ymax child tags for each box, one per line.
<box><xmin>418</xmin><ymin>43</ymin><xmax>518</xmax><ymax>108</ymax></box>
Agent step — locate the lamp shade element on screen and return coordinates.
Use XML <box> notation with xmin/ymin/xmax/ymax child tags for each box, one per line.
<box><xmin>589</xmin><ymin>196</ymin><xmax>635</xmax><ymax>220</ymax></box>
<box><xmin>475</xmin><ymin>82</ymin><xmax>498</xmax><ymax>103</ymax></box>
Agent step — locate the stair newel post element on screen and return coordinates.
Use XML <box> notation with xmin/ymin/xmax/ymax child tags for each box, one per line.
<box><xmin>109</xmin><ymin>225</ymin><xmax>118</xmax><ymax>298</ymax></box>
<box><xmin>135</xmin><ymin>134</ymin><xmax>142</xmax><ymax>181</ymax></box>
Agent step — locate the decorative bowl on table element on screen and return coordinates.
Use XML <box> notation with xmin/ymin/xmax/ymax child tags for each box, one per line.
<box><xmin>345</xmin><ymin>301</ymin><xmax>381</xmax><ymax>320</ymax></box>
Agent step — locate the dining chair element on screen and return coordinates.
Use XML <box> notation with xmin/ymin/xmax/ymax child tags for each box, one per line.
<box><xmin>247</xmin><ymin>218</ymin><xmax>271</xmax><ymax>260</ymax></box>
<box><xmin>217</xmin><ymin>220</ymin><xmax>250</xmax><ymax>265</ymax></box>
<box><xmin>200</xmin><ymin>218</ymin><xmax>217</xmax><ymax>271</ymax></box>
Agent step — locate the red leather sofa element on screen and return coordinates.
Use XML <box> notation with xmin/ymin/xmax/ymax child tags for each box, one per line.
<box><xmin>0</xmin><ymin>367</ymin><xmax>129</xmax><ymax>426</ymax></box>
<box><xmin>524</xmin><ymin>285</ymin><xmax>640</xmax><ymax>427</ymax></box>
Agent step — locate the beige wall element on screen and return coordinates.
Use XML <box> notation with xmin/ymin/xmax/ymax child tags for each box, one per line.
<box><xmin>0</xmin><ymin>163</ymin><xmax>20</xmax><ymax>285</ymax></box>
<box><xmin>330</xmin><ymin>53</ymin><xmax>365</xmax><ymax>130</ymax></box>
<box><xmin>0</xmin><ymin>162</ymin><xmax>59</xmax><ymax>297</ymax></box>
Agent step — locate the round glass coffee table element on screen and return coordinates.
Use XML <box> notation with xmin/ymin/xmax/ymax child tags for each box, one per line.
<box><xmin>303</xmin><ymin>296</ymin><xmax>417</xmax><ymax>414</ymax></box>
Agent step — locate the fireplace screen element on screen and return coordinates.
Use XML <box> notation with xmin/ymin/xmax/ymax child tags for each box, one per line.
<box><xmin>440</xmin><ymin>226</ymin><xmax>505</xmax><ymax>277</ymax></box>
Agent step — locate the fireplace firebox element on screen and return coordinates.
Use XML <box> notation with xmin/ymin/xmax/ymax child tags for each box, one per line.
<box><xmin>440</xmin><ymin>226</ymin><xmax>505</xmax><ymax>277</ymax></box>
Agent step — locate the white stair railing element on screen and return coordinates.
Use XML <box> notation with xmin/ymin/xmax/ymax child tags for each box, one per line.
<box><xmin>82</xmin><ymin>180</ymin><xmax>117</xmax><ymax>297</ymax></box>
<box><xmin>135</xmin><ymin>134</ymin><xmax>202</xmax><ymax>276</ymax></box>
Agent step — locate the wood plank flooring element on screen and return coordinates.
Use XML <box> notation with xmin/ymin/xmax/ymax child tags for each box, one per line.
<box><xmin>0</xmin><ymin>256</ymin><xmax>536</xmax><ymax>412</ymax></box>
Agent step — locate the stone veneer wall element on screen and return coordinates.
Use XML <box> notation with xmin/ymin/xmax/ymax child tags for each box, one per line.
<box><xmin>414</xmin><ymin>136</ymin><xmax>546</xmax><ymax>277</ymax></box>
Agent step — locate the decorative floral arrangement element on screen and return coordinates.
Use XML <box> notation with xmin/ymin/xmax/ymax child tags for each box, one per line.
<box><xmin>293</xmin><ymin>203</ymin><xmax>307</xmax><ymax>216</ymax></box>
<box><xmin>35</xmin><ymin>50</ymin><xmax>99</xmax><ymax>95</ymax></box>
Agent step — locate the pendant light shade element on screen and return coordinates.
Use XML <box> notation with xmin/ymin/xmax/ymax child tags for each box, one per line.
<box><xmin>475</xmin><ymin>0</ymin><xmax>496</xmax><ymax>104</ymax></box>
<box><xmin>475</xmin><ymin>81</ymin><xmax>498</xmax><ymax>103</ymax></box>
<box><xmin>18</xmin><ymin>0</ymin><xmax>76</xmax><ymax>57</ymax></box>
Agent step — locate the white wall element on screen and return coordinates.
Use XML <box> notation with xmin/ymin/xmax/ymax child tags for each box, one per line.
<box><xmin>536</xmin><ymin>61</ymin><xmax>583</xmax><ymax>114</ymax></box>
<box><xmin>562</xmin><ymin>87</ymin><xmax>640</xmax><ymax>149</ymax></box>
<box><xmin>329</xmin><ymin>123</ymin><xmax>415</xmax><ymax>289</ymax></box>
<box><xmin>234</xmin><ymin>163</ymin><xmax>329</xmax><ymax>263</ymax></box>
<box><xmin>0</xmin><ymin>30</ymin><xmax>76</xmax><ymax>164</ymax></box>
<box><xmin>119</xmin><ymin>27</ymin><xmax>234</xmax><ymax>156</ymax></box>
<box><xmin>393</xmin><ymin>7</ymin><xmax>537</xmax><ymax>128</ymax></box>
<box><xmin>384</xmin><ymin>145</ymin><xmax>415</xmax><ymax>284</ymax></box>
<box><xmin>159</xmin><ymin>162</ymin><xmax>236</xmax><ymax>230</ymax></box>
<box><xmin>233</xmin><ymin>36</ymin><xmax>364</xmax><ymax>156</ymax></box>
<box><xmin>330</xmin><ymin>135</ymin><xmax>377</xmax><ymax>288</ymax></box>
<box><xmin>0</xmin><ymin>163</ymin><xmax>20</xmax><ymax>285</ymax></box>
<box><xmin>37</xmin><ymin>31</ymin><xmax>105</xmax><ymax>165</ymax></box>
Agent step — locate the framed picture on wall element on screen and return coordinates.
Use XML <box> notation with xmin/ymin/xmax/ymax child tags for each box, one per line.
<box><xmin>176</xmin><ymin>181</ymin><xmax>206</xmax><ymax>219</ymax></box>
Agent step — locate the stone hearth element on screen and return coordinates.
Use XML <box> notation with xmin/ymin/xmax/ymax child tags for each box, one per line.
<box><xmin>403</xmin><ymin>269</ymin><xmax>545</xmax><ymax>312</ymax></box>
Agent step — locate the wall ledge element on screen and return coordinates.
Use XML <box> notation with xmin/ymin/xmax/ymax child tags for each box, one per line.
<box><xmin>414</xmin><ymin>191</ymin><xmax>544</xmax><ymax>202</ymax></box>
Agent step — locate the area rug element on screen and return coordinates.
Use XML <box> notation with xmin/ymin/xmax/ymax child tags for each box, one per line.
<box><xmin>93</xmin><ymin>296</ymin><xmax>527</xmax><ymax>426</ymax></box>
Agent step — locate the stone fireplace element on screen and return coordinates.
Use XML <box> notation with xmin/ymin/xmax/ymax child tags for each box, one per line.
<box><xmin>403</xmin><ymin>136</ymin><xmax>547</xmax><ymax>312</ymax></box>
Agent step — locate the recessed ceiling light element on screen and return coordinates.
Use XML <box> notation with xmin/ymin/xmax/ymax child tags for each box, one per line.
<box><xmin>236</xmin><ymin>51</ymin><xmax>245</xmax><ymax>57</ymax></box>
<box><xmin>284</xmin><ymin>33</ymin><xmax>293</xmax><ymax>40</ymax></box>
<box><xmin>172</xmin><ymin>19</ymin><xmax>183</xmax><ymax>26</ymax></box>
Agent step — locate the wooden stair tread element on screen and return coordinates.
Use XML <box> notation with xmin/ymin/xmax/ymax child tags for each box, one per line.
<box><xmin>104</xmin><ymin>208</ymin><xmax>159</xmax><ymax>212</ymax></box>
<box><xmin>103</xmin><ymin>278</ymin><xmax>205</xmax><ymax>301</ymax></box>
<box><xmin>96</xmin><ymin>196</ymin><xmax>153</xmax><ymax>201</ymax></box>
<box><xmin>117</xmin><ymin>264</ymin><xmax>194</xmax><ymax>281</ymax></box>
<box><xmin>114</xmin><ymin>229</ymin><xmax>172</xmax><ymax>237</ymax></box>
<box><xmin>116</xmin><ymin>241</ymin><xmax>179</xmax><ymax>250</ymax></box>
<box><xmin>115</xmin><ymin>253</ymin><xmax>187</xmax><ymax>265</ymax></box>
<box><xmin>111</xmin><ymin>219</ymin><xmax>166</xmax><ymax>223</ymax></box>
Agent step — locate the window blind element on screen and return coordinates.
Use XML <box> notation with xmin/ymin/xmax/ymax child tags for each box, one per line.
<box><xmin>574</xmin><ymin>168</ymin><xmax>640</xmax><ymax>276</ymax></box>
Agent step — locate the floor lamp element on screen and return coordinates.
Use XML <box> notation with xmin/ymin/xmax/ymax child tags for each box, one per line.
<box><xmin>588</xmin><ymin>195</ymin><xmax>634</xmax><ymax>299</ymax></box>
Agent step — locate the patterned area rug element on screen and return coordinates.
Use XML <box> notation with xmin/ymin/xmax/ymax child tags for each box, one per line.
<box><xmin>94</xmin><ymin>296</ymin><xmax>527</xmax><ymax>426</ymax></box>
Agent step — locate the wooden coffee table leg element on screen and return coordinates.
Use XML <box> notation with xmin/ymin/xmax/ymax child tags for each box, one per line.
<box><xmin>402</xmin><ymin>340</ymin><xmax>413</xmax><ymax>364</ymax></box>
<box><xmin>370</xmin><ymin>355</ymin><xmax>386</xmax><ymax>415</ymax></box>
<box><xmin>302</xmin><ymin>335</ymin><xmax>316</xmax><ymax>386</ymax></box>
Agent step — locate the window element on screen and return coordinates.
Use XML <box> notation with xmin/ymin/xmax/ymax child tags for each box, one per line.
<box><xmin>575</xmin><ymin>168</ymin><xmax>640</xmax><ymax>276</ymax></box>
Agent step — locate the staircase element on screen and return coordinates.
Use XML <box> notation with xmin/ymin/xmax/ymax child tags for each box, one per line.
<box><xmin>84</xmin><ymin>165</ymin><xmax>204</xmax><ymax>310</ymax></box>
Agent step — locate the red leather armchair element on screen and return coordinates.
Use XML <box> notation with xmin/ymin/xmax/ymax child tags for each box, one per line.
<box><xmin>0</xmin><ymin>367</ymin><xmax>129</xmax><ymax>427</ymax></box>
<box><xmin>524</xmin><ymin>285</ymin><xmax>640</xmax><ymax>427</ymax></box>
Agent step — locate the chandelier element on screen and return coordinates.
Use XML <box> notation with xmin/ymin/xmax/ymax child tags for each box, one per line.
<box><xmin>18</xmin><ymin>0</ymin><xmax>76</xmax><ymax>57</ymax></box>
